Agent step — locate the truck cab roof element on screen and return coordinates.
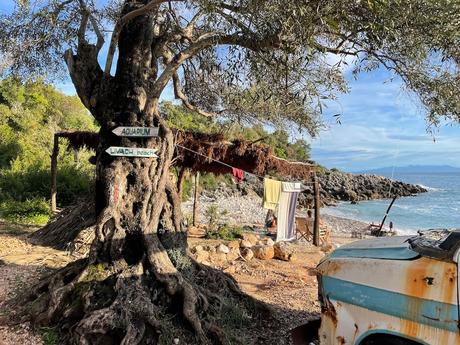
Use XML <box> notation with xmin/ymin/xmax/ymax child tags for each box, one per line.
<box><xmin>328</xmin><ymin>229</ymin><xmax>460</xmax><ymax>262</ymax></box>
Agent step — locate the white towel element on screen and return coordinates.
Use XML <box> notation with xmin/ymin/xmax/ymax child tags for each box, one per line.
<box><xmin>282</xmin><ymin>182</ymin><xmax>303</xmax><ymax>192</ymax></box>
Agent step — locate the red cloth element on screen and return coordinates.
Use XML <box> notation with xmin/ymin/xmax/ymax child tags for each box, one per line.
<box><xmin>232</xmin><ymin>167</ymin><xmax>245</xmax><ymax>183</ymax></box>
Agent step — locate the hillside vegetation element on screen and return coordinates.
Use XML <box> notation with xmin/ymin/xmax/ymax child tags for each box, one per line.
<box><xmin>0</xmin><ymin>80</ymin><xmax>313</xmax><ymax>224</ymax></box>
<box><xmin>0</xmin><ymin>78</ymin><xmax>97</xmax><ymax>224</ymax></box>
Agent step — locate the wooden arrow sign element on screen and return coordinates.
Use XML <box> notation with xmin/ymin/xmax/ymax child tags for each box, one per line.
<box><xmin>105</xmin><ymin>146</ymin><xmax>158</xmax><ymax>158</ymax></box>
<box><xmin>112</xmin><ymin>126</ymin><xmax>159</xmax><ymax>137</ymax></box>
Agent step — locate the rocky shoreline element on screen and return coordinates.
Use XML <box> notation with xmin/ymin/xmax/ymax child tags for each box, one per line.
<box><xmin>196</xmin><ymin>169</ymin><xmax>427</xmax><ymax>208</ymax></box>
<box><xmin>314</xmin><ymin>170</ymin><xmax>427</xmax><ymax>206</ymax></box>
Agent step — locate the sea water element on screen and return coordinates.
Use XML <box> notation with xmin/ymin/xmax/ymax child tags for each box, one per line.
<box><xmin>323</xmin><ymin>172</ymin><xmax>460</xmax><ymax>235</ymax></box>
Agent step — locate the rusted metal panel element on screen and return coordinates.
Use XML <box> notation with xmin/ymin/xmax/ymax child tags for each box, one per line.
<box><xmin>317</xmin><ymin>251</ymin><xmax>460</xmax><ymax>344</ymax></box>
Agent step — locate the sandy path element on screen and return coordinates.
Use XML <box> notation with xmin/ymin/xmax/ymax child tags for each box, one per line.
<box><xmin>0</xmin><ymin>222</ymin><xmax>76</xmax><ymax>345</ymax></box>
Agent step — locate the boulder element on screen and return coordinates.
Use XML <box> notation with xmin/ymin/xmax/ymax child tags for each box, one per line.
<box><xmin>252</xmin><ymin>245</ymin><xmax>275</xmax><ymax>260</ymax></box>
<box><xmin>274</xmin><ymin>242</ymin><xmax>294</xmax><ymax>261</ymax></box>
<box><xmin>193</xmin><ymin>245</ymin><xmax>204</xmax><ymax>253</ymax></box>
<box><xmin>227</xmin><ymin>240</ymin><xmax>240</xmax><ymax>250</ymax></box>
<box><xmin>227</xmin><ymin>249</ymin><xmax>240</xmax><ymax>261</ymax></box>
<box><xmin>210</xmin><ymin>252</ymin><xmax>227</xmax><ymax>264</ymax></box>
<box><xmin>195</xmin><ymin>250</ymin><xmax>210</xmax><ymax>263</ymax></box>
<box><xmin>242</xmin><ymin>233</ymin><xmax>259</xmax><ymax>246</ymax></box>
<box><xmin>240</xmin><ymin>248</ymin><xmax>254</xmax><ymax>261</ymax></box>
<box><xmin>216</xmin><ymin>244</ymin><xmax>230</xmax><ymax>254</ymax></box>
<box><xmin>265</xmin><ymin>238</ymin><xmax>275</xmax><ymax>246</ymax></box>
<box><xmin>240</xmin><ymin>239</ymin><xmax>253</xmax><ymax>248</ymax></box>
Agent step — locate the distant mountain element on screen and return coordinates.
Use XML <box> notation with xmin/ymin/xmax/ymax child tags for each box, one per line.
<box><xmin>357</xmin><ymin>165</ymin><xmax>460</xmax><ymax>174</ymax></box>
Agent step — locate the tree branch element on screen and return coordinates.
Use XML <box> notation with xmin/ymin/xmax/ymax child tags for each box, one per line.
<box><xmin>77</xmin><ymin>0</ymin><xmax>104</xmax><ymax>51</ymax></box>
<box><xmin>104</xmin><ymin>0</ymin><xmax>183</xmax><ymax>74</ymax></box>
<box><xmin>172</xmin><ymin>71</ymin><xmax>217</xmax><ymax>117</ymax></box>
<box><xmin>152</xmin><ymin>32</ymin><xmax>281</xmax><ymax>97</ymax></box>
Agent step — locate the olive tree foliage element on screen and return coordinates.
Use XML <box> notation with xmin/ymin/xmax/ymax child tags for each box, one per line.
<box><xmin>1</xmin><ymin>0</ymin><xmax>459</xmax><ymax>135</ymax></box>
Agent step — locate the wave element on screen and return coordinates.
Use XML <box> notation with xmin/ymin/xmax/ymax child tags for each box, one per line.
<box><xmin>417</xmin><ymin>184</ymin><xmax>441</xmax><ymax>192</ymax></box>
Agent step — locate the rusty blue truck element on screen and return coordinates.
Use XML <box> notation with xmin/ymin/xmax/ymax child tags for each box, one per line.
<box><xmin>316</xmin><ymin>230</ymin><xmax>460</xmax><ymax>345</ymax></box>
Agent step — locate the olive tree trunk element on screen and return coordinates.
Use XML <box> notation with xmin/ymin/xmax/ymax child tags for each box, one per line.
<box><xmin>17</xmin><ymin>4</ymin><xmax>271</xmax><ymax>345</ymax></box>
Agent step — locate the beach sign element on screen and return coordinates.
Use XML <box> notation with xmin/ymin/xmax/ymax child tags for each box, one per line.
<box><xmin>105</xmin><ymin>146</ymin><xmax>158</xmax><ymax>158</ymax></box>
<box><xmin>112</xmin><ymin>126</ymin><xmax>159</xmax><ymax>137</ymax></box>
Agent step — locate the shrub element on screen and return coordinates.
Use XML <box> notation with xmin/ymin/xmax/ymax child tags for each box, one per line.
<box><xmin>0</xmin><ymin>198</ymin><xmax>51</xmax><ymax>225</ymax></box>
<box><xmin>205</xmin><ymin>224</ymin><xmax>243</xmax><ymax>241</ymax></box>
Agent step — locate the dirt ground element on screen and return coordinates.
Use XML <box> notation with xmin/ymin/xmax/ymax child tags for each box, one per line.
<box><xmin>0</xmin><ymin>220</ymin><xmax>354</xmax><ymax>345</ymax></box>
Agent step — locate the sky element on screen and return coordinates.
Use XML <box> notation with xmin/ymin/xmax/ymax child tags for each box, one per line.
<box><xmin>2</xmin><ymin>1</ymin><xmax>460</xmax><ymax>173</ymax></box>
<box><xmin>309</xmin><ymin>69</ymin><xmax>460</xmax><ymax>172</ymax></box>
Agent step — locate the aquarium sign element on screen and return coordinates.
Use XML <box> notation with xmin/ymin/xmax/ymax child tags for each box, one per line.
<box><xmin>105</xmin><ymin>146</ymin><xmax>158</xmax><ymax>158</ymax></box>
<box><xmin>112</xmin><ymin>126</ymin><xmax>159</xmax><ymax>137</ymax></box>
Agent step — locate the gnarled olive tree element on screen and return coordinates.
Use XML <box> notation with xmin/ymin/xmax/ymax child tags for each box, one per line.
<box><xmin>1</xmin><ymin>0</ymin><xmax>460</xmax><ymax>344</ymax></box>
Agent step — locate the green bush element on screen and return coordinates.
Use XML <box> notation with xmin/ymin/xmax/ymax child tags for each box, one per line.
<box><xmin>0</xmin><ymin>165</ymin><xmax>93</xmax><ymax>206</ymax></box>
<box><xmin>205</xmin><ymin>225</ymin><xmax>243</xmax><ymax>241</ymax></box>
<box><xmin>0</xmin><ymin>198</ymin><xmax>51</xmax><ymax>225</ymax></box>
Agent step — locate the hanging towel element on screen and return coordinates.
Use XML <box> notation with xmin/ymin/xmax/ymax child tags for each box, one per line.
<box><xmin>282</xmin><ymin>182</ymin><xmax>304</xmax><ymax>192</ymax></box>
<box><xmin>263</xmin><ymin>178</ymin><xmax>282</xmax><ymax>210</ymax></box>
<box><xmin>276</xmin><ymin>191</ymin><xmax>299</xmax><ymax>242</ymax></box>
<box><xmin>232</xmin><ymin>167</ymin><xmax>245</xmax><ymax>183</ymax></box>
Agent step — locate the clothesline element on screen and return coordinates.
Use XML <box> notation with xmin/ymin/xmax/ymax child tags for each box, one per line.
<box><xmin>175</xmin><ymin>143</ymin><xmax>315</xmax><ymax>185</ymax></box>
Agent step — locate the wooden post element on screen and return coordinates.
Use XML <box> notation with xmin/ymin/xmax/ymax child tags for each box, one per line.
<box><xmin>313</xmin><ymin>173</ymin><xmax>320</xmax><ymax>246</ymax></box>
<box><xmin>192</xmin><ymin>172</ymin><xmax>200</xmax><ymax>226</ymax></box>
<box><xmin>177</xmin><ymin>167</ymin><xmax>186</xmax><ymax>202</ymax></box>
<box><xmin>50</xmin><ymin>134</ymin><xmax>59</xmax><ymax>213</ymax></box>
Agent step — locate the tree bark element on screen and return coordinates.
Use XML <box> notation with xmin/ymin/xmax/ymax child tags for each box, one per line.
<box><xmin>18</xmin><ymin>4</ymin><xmax>272</xmax><ymax>344</ymax></box>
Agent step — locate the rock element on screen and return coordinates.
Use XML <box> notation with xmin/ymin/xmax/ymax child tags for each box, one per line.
<box><xmin>240</xmin><ymin>248</ymin><xmax>254</xmax><ymax>261</ymax></box>
<box><xmin>227</xmin><ymin>240</ymin><xmax>240</xmax><ymax>250</ymax></box>
<box><xmin>252</xmin><ymin>245</ymin><xmax>275</xmax><ymax>260</ymax></box>
<box><xmin>242</xmin><ymin>233</ymin><xmax>259</xmax><ymax>246</ymax></box>
<box><xmin>274</xmin><ymin>242</ymin><xmax>293</xmax><ymax>261</ymax></box>
<box><xmin>240</xmin><ymin>239</ymin><xmax>253</xmax><ymax>248</ymax></box>
<box><xmin>227</xmin><ymin>249</ymin><xmax>240</xmax><ymax>261</ymax></box>
<box><xmin>216</xmin><ymin>244</ymin><xmax>230</xmax><ymax>254</ymax></box>
<box><xmin>223</xmin><ymin>265</ymin><xmax>236</xmax><ymax>274</ymax></box>
<box><xmin>210</xmin><ymin>252</ymin><xmax>227</xmax><ymax>264</ymax></box>
<box><xmin>265</xmin><ymin>238</ymin><xmax>275</xmax><ymax>246</ymax></box>
<box><xmin>195</xmin><ymin>250</ymin><xmax>210</xmax><ymax>263</ymax></box>
<box><xmin>193</xmin><ymin>245</ymin><xmax>204</xmax><ymax>253</ymax></box>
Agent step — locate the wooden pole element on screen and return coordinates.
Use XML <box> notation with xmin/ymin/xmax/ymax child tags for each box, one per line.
<box><xmin>313</xmin><ymin>173</ymin><xmax>320</xmax><ymax>246</ymax></box>
<box><xmin>177</xmin><ymin>167</ymin><xmax>186</xmax><ymax>202</ymax></box>
<box><xmin>50</xmin><ymin>134</ymin><xmax>59</xmax><ymax>213</ymax></box>
<box><xmin>192</xmin><ymin>172</ymin><xmax>200</xmax><ymax>226</ymax></box>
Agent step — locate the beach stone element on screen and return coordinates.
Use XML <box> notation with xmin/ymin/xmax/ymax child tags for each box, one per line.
<box><xmin>253</xmin><ymin>245</ymin><xmax>275</xmax><ymax>260</ymax></box>
<box><xmin>210</xmin><ymin>252</ymin><xmax>227</xmax><ymax>264</ymax></box>
<box><xmin>240</xmin><ymin>239</ymin><xmax>253</xmax><ymax>248</ymax></box>
<box><xmin>193</xmin><ymin>245</ymin><xmax>204</xmax><ymax>253</ymax></box>
<box><xmin>227</xmin><ymin>250</ymin><xmax>240</xmax><ymax>261</ymax></box>
<box><xmin>274</xmin><ymin>242</ymin><xmax>293</xmax><ymax>261</ymax></box>
<box><xmin>242</xmin><ymin>233</ymin><xmax>259</xmax><ymax>246</ymax></box>
<box><xmin>216</xmin><ymin>244</ymin><xmax>230</xmax><ymax>254</ymax></box>
<box><xmin>195</xmin><ymin>251</ymin><xmax>210</xmax><ymax>263</ymax></box>
<box><xmin>227</xmin><ymin>240</ymin><xmax>240</xmax><ymax>250</ymax></box>
<box><xmin>240</xmin><ymin>248</ymin><xmax>254</xmax><ymax>261</ymax></box>
<box><xmin>265</xmin><ymin>238</ymin><xmax>275</xmax><ymax>246</ymax></box>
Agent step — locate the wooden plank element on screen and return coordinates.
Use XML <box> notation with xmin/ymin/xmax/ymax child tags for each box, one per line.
<box><xmin>112</xmin><ymin>126</ymin><xmax>159</xmax><ymax>137</ymax></box>
<box><xmin>105</xmin><ymin>146</ymin><xmax>158</xmax><ymax>158</ymax></box>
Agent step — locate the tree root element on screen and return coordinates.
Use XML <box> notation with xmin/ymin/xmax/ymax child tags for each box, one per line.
<box><xmin>9</xmin><ymin>246</ymin><xmax>274</xmax><ymax>345</ymax></box>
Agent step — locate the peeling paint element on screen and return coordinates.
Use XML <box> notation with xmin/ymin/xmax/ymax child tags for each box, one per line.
<box><xmin>317</xmin><ymin>236</ymin><xmax>460</xmax><ymax>345</ymax></box>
